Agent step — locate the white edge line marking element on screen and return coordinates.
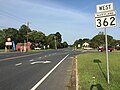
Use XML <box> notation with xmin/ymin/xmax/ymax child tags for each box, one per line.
<box><xmin>30</xmin><ymin>54</ymin><xmax>69</xmax><ymax>90</ymax></box>
<box><xmin>76</xmin><ymin>56</ymin><xmax>78</xmax><ymax>90</ymax></box>
<box><xmin>15</xmin><ymin>63</ymin><xmax>22</xmax><ymax>66</ymax></box>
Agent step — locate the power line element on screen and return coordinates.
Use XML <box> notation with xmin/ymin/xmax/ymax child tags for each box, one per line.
<box><xmin>0</xmin><ymin>9</ymin><xmax>43</xmax><ymax>32</ymax></box>
<box><xmin>0</xmin><ymin>9</ymin><xmax>27</xmax><ymax>23</ymax></box>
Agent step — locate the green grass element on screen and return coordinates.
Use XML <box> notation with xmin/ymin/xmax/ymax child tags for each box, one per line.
<box><xmin>77</xmin><ymin>52</ymin><xmax>120</xmax><ymax>90</ymax></box>
<box><xmin>0</xmin><ymin>49</ymin><xmax>4</xmax><ymax>52</ymax></box>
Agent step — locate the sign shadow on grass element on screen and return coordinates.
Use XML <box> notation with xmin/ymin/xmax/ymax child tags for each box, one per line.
<box><xmin>90</xmin><ymin>84</ymin><xmax>105</xmax><ymax>90</ymax></box>
<box><xmin>93</xmin><ymin>59</ymin><xmax>107</xmax><ymax>82</ymax></box>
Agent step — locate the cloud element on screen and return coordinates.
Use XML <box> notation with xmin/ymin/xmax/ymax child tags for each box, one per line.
<box><xmin>20</xmin><ymin>0</ymin><xmax>93</xmax><ymax>22</ymax></box>
<box><xmin>0</xmin><ymin>0</ymin><xmax>95</xmax><ymax>44</ymax></box>
<box><xmin>0</xmin><ymin>0</ymin><xmax>93</xmax><ymax>24</ymax></box>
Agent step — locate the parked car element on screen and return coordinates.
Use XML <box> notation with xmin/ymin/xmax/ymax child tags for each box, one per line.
<box><xmin>34</xmin><ymin>47</ymin><xmax>41</xmax><ymax>50</ymax></box>
<box><xmin>98</xmin><ymin>46</ymin><xmax>113</xmax><ymax>52</ymax></box>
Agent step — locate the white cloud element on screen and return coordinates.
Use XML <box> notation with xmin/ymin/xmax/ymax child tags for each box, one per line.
<box><xmin>0</xmin><ymin>0</ymin><xmax>96</xmax><ymax>44</ymax></box>
<box><xmin>19</xmin><ymin>0</ymin><xmax>92</xmax><ymax>21</ymax></box>
<box><xmin>0</xmin><ymin>0</ymin><xmax>93</xmax><ymax>24</ymax></box>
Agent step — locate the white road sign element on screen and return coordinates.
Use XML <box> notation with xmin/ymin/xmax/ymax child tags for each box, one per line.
<box><xmin>95</xmin><ymin>15</ymin><xmax>116</xmax><ymax>28</ymax></box>
<box><xmin>95</xmin><ymin>11</ymin><xmax>116</xmax><ymax>17</ymax></box>
<box><xmin>96</xmin><ymin>3</ymin><xmax>114</xmax><ymax>13</ymax></box>
<box><xmin>5</xmin><ymin>42</ymin><xmax>12</xmax><ymax>46</ymax></box>
<box><xmin>95</xmin><ymin>11</ymin><xmax>116</xmax><ymax>28</ymax></box>
<box><xmin>95</xmin><ymin>2</ymin><xmax>116</xmax><ymax>84</ymax></box>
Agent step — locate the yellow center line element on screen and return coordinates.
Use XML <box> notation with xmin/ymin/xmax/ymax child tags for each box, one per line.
<box><xmin>0</xmin><ymin>53</ymin><xmax>40</xmax><ymax>62</ymax></box>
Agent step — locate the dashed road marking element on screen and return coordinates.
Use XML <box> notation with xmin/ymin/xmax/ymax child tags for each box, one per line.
<box><xmin>38</xmin><ymin>57</ymin><xmax>42</xmax><ymax>59</ymax></box>
<box><xmin>15</xmin><ymin>63</ymin><xmax>22</xmax><ymax>66</ymax></box>
<box><xmin>30</xmin><ymin>61</ymin><xmax>51</xmax><ymax>65</ymax></box>
<box><xmin>29</xmin><ymin>59</ymin><xmax>34</xmax><ymax>62</ymax></box>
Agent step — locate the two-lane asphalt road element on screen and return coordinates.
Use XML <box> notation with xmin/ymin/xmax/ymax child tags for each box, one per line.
<box><xmin>0</xmin><ymin>48</ymin><xmax>83</xmax><ymax>90</ymax></box>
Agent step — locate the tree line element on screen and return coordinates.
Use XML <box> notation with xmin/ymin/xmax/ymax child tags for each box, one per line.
<box><xmin>0</xmin><ymin>24</ymin><xmax>68</xmax><ymax>49</ymax></box>
<box><xmin>1</xmin><ymin>25</ymin><xmax>120</xmax><ymax>50</ymax></box>
<box><xmin>74</xmin><ymin>32</ymin><xmax>120</xmax><ymax>49</ymax></box>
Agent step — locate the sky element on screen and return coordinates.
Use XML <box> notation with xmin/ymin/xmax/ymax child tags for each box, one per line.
<box><xmin>0</xmin><ymin>0</ymin><xmax>120</xmax><ymax>44</ymax></box>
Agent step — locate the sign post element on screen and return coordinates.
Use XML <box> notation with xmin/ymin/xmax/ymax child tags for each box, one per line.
<box><xmin>105</xmin><ymin>28</ymin><xmax>109</xmax><ymax>84</ymax></box>
<box><xmin>5</xmin><ymin>38</ymin><xmax>12</xmax><ymax>52</ymax></box>
<box><xmin>95</xmin><ymin>3</ymin><xmax>116</xmax><ymax>84</ymax></box>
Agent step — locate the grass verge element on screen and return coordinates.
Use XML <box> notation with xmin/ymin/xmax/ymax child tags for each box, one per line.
<box><xmin>77</xmin><ymin>52</ymin><xmax>120</xmax><ymax>90</ymax></box>
<box><xmin>0</xmin><ymin>49</ymin><xmax>4</xmax><ymax>52</ymax></box>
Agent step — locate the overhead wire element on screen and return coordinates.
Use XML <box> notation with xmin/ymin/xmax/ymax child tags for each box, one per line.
<box><xmin>0</xmin><ymin>9</ymin><xmax>43</xmax><ymax>31</ymax></box>
<box><xmin>0</xmin><ymin>9</ymin><xmax>26</xmax><ymax>23</ymax></box>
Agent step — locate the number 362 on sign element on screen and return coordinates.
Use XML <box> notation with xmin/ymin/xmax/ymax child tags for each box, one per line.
<box><xmin>95</xmin><ymin>15</ymin><xmax>116</xmax><ymax>28</ymax></box>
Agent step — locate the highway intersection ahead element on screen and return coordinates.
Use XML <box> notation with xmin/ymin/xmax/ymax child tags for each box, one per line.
<box><xmin>0</xmin><ymin>48</ymin><xmax>83</xmax><ymax>90</ymax></box>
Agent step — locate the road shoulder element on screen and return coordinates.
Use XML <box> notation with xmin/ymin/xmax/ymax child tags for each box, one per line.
<box><xmin>36</xmin><ymin>56</ymin><xmax>74</xmax><ymax>90</ymax></box>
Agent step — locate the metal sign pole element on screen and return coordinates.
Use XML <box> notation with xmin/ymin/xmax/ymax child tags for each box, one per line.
<box><xmin>95</xmin><ymin>2</ymin><xmax>116</xmax><ymax>85</ymax></box>
<box><xmin>105</xmin><ymin>28</ymin><xmax>110</xmax><ymax>84</ymax></box>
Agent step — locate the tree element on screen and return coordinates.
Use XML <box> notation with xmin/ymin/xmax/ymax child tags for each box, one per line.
<box><xmin>46</xmin><ymin>34</ymin><xmax>55</xmax><ymax>49</ymax></box>
<box><xmin>82</xmin><ymin>38</ymin><xmax>90</xmax><ymax>43</ymax></box>
<box><xmin>78</xmin><ymin>39</ymin><xmax>83</xmax><ymax>45</ymax></box>
<box><xmin>3</xmin><ymin>28</ymin><xmax>19</xmax><ymax>44</ymax></box>
<box><xmin>0</xmin><ymin>30</ymin><xmax>5</xmax><ymax>48</ymax></box>
<box><xmin>46</xmin><ymin>32</ymin><xmax>63</xmax><ymax>49</ymax></box>
<box><xmin>74</xmin><ymin>40</ymin><xmax>79</xmax><ymax>48</ymax></box>
<box><xmin>19</xmin><ymin>25</ymin><xmax>31</xmax><ymax>43</ymax></box>
<box><xmin>28</xmin><ymin>30</ymin><xmax>45</xmax><ymax>43</ymax></box>
<box><xmin>0</xmin><ymin>28</ymin><xmax>20</xmax><ymax>49</ymax></box>
<box><xmin>62</xmin><ymin>41</ymin><xmax>68</xmax><ymax>48</ymax></box>
<box><xmin>74</xmin><ymin>38</ymin><xmax>84</xmax><ymax>49</ymax></box>
<box><xmin>107</xmin><ymin>35</ymin><xmax>114</xmax><ymax>45</ymax></box>
<box><xmin>28</xmin><ymin>30</ymin><xmax>46</xmax><ymax>48</ymax></box>
<box><xmin>55</xmin><ymin>32</ymin><xmax>62</xmax><ymax>43</ymax></box>
<box><xmin>91</xmin><ymin>34</ymin><xmax>105</xmax><ymax>48</ymax></box>
<box><xmin>55</xmin><ymin>32</ymin><xmax>62</xmax><ymax>48</ymax></box>
<box><xmin>91</xmin><ymin>33</ymin><xmax>114</xmax><ymax>48</ymax></box>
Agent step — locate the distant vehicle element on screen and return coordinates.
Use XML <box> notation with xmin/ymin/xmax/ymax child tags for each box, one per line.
<box><xmin>34</xmin><ymin>47</ymin><xmax>41</xmax><ymax>50</ymax></box>
<box><xmin>98</xmin><ymin>46</ymin><xmax>113</xmax><ymax>52</ymax></box>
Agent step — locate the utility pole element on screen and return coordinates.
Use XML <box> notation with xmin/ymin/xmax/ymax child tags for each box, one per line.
<box><xmin>24</xmin><ymin>22</ymin><xmax>29</xmax><ymax>52</ymax></box>
<box><xmin>54</xmin><ymin>36</ymin><xmax>57</xmax><ymax>50</ymax></box>
<box><xmin>26</xmin><ymin>22</ymin><xmax>29</xmax><ymax>43</ymax></box>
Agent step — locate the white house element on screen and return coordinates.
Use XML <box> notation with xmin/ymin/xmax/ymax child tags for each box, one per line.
<box><xmin>82</xmin><ymin>42</ymin><xmax>89</xmax><ymax>47</ymax></box>
<box><xmin>82</xmin><ymin>42</ymin><xmax>92</xmax><ymax>50</ymax></box>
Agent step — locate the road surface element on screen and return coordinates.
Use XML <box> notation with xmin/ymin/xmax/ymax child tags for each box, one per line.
<box><xmin>0</xmin><ymin>48</ymin><xmax>83</xmax><ymax>90</ymax></box>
